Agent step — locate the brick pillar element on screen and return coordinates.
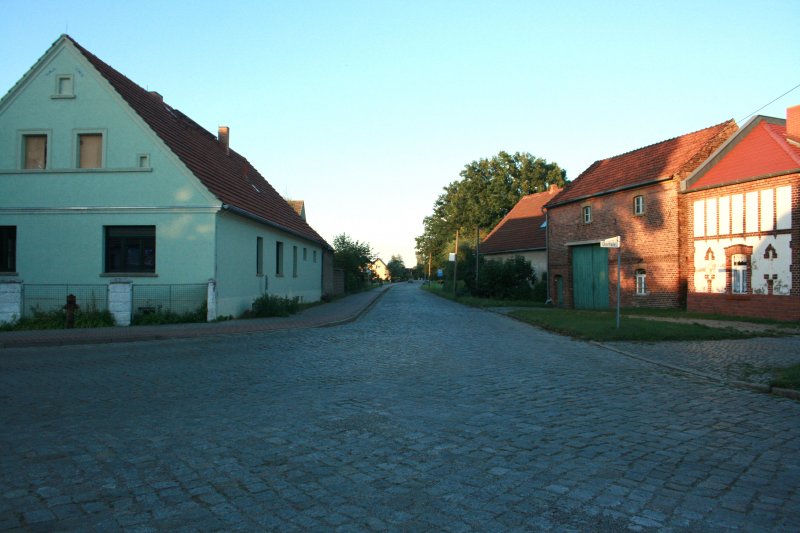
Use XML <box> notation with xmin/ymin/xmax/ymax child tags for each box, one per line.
<box><xmin>0</xmin><ymin>280</ymin><xmax>23</xmax><ymax>324</ymax></box>
<box><xmin>206</xmin><ymin>279</ymin><xmax>217</xmax><ymax>322</ymax></box>
<box><xmin>108</xmin><ymin>280</ymin><xmax>132</xmax><ymax>327</ymax></box>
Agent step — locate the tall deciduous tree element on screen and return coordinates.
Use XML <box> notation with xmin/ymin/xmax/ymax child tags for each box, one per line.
<box><xmin>387</xmin><ymin>255</ymin><xmax>406</xmax><ymax>281</ymax></box>
<box><xmin>415</xmin><ymin>151</ymin><xmax>567</xmax><ymax>269</ymax></box>
<box><xmin>333</xmin><ymin>234</ymin><xmax>374</xmax><ymax>292</ymax></box>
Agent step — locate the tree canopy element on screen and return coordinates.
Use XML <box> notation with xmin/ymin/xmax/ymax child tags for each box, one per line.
<box><xmin>387</xmin><ymin>255</ymin><xmax>406</xmax><ymax>281</ymax></box>
<box><xmin>333</xmin><ymin>233</ymin><xmax>374</xmax><ymax>292</ymax></box>
<box><xmin>415</xmin><ymin>151</ymin><xmax>567</xmax><ymax>268</ymax></box>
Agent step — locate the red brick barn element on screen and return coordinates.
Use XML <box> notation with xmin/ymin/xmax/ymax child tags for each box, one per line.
<box><xmin>681</xmin><ymin>106</ymin><xmax>800</xmax><ymax>321</ymax></box>
<box><xmin>545</xmin><ymin>120</ymin><xmax>737</xmax><ymax>309</ymax></box>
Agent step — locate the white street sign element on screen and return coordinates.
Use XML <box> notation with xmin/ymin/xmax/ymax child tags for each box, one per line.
<box><xmin>600</xmin><ymin>236</ymin><xmax>621</xmax><ymax>248</ymax></box>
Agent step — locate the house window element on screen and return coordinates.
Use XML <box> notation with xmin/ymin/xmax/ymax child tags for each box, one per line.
<box><xmin>303</xmin><ymin>247</ymin><xmax>308</xmax><ymax>261</ymax></box>
<box><xmin>293</xmin><ymin>246</ymin><xmax>299</xmax><ymax>278</ymax></box>
<box><xmin>105</xmin><ymin>226</ymin><xmax>155</xmax><ymax>273</ymax></box>
<box><xmin>276</xmin><ymin>241</ymin><xmax>284</xmax><ymax>276</ymax></box>
<box><xmin>633</xmin><ymin>195</ymin><xmax>645</xmax><ymax>215</ymax></box>
<box><xmin>582</xmin><ymin>205</ymin><xmax>592</xmax><ymax>224</ymax></box>
<box><xmin>313</xmin><ymin>250</ymin><xmax>318</xmax><ymax>263</ymax></box>
<box><xmin>55</xmin><ymin>75</ymin><xmax>74</xmax><ymax>97</ymax></box>
<box><xmin>23</xmin><ymin>134</ymin><xmax>47</xmax><ymax>169</ymax></box>
<box><xmin>78</xmin><ymin>133</ymin><xmax>103</xmax><ymax>168</ymax></box>
<box><xmin>256</xmin><ymin>237</ymin><xmax>264</xmax><ymax>276</ymax></box>
<box><xmin>635</xmin><ymin>269</ymin><xmax>646</xmax><ymax>295</ymax></box>
<box><xmin>137</xmin><ymin>154</ymin><xmax>150</xmax><ymax>168</ymax></box>
<box><xmin>731</xmin><ymin>254</ymin><xmax>748</xmax><ymax>294</ymax></box>
<box><xmin>0</xmin><ymin>227</ymin><xmax>16</xmax><ymax>273</ymax></box>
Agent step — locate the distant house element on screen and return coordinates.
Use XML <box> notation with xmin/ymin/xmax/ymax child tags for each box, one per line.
<box><xmin>0</xmin><ymin>35</ymin><xmax>332</xmax><ymax>323</ymax></box>
<box><xmin>287</xmin><ymin>200</ymin><xmax>306</xmax><ymax>220</ymax></box>
<box><xmin>480</xmin><ymin>186</ymin><xmax>562</xmax><ymax>281</ymax></box>
<box><xmin>681</xmin><ymin>106</ymin><xmax>800</xmax><ymax>321</ymax></box>
<box><xmin>370</xmin><ymin>258</ymin><xmax>390</xmax><ymax>281</ymax></box>
<box><xmin>545</xmin><ymin>120</ymin><xmax>737</xmax><ymax>309</ymax></box>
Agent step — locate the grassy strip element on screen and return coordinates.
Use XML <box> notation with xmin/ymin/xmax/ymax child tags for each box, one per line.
<box><xmin>772</xmin><ymin>363</ymin><xmax>800</xmax><ymax>390</ymax></box>
<box><xmin>622</xmin><ymin>307</ymin><xmax>797</xmax><ymax>327</ymax></box>
<box><xmin>508</xmin><ymin>308</ymin><xmax>763</xmax><ymax>342</ymax></box>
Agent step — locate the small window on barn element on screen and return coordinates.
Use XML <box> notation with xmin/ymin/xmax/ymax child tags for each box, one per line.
<box><xmin>635</xmin><ymin>269</ymin><xmax>646</xmax><ymax>295</ymax></box>
<box><xmin>731</xmin><ymin>254</ymin><xmax>748</xmax><ymax>294</ymax></box>
<box><xmin>633</xmin><ymin>195</ymin><xmax>645</xmax><ymax>216</ymax></box>
<box><xmin>582</xmin><ymin>205</ymin><xmax>592</xmax><ymax>224</ymax></box>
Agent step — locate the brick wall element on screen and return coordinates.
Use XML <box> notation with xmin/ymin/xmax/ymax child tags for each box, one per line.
<box><xmin>548</xmin><ymin>180</ymin><xmax>684</xmax><ymax>309</ymax></box>
<box><xmin>683</xmin><ymin>172</ymin><xmax>800</xmax><ymax>321</ymax></box>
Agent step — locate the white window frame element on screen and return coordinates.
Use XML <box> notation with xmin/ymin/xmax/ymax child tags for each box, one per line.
<box><xmin>633</xmin><ymin>195</ymin><xmax>645</xmax><ymax>216</ymax></box>
<box><xmin>731</xmin><ymin>254</ymin><xmax>748</xmax><ymax>294</ymax></box>
<box><xmin>53</xmin><ymin>74</ymin><xmax>75</xmax><ymax>99</ymax></box>
<box><xmin>20</xmin><ymin>131</ymin><xmax>50</xmax><ymax>170</ymax></box>
<box><xmin>635</xmin><ymin>269</ymin><xmax>646</xmax><ymax>295</ymax></box>
<box><xmin>582</xmin><ymin>205</ymin><xmax>592</xmax><ymax>224</ymax></box>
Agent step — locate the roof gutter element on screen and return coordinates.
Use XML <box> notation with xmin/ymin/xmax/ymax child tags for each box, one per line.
<box><xmin>221</xmin><ymin>204</ymin><xmax>333</xmax><ymax>250</ymax></box>
<box><xmin>545</xmin><ymin>176</ymin><xmax>673</xmax><ymax>209</ymax></box>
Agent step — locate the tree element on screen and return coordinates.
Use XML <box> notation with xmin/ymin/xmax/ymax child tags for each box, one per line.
<box><xmin>333</xmin><ymin>234</ymin><xmax>374</xmax><ymax>292</ymax></box>
<box><xmin>415</xmin><ymin>151</ymin><xmax>567</xmax><ymax>275</ymax></box>
<box><xmin>387</xmin><ymin>255</ymin><xmax>406</xmax><ymax>281</ymax></box>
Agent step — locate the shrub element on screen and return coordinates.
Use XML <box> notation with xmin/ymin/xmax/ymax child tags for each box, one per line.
<box><xmin>132</xmin><ymin>303</ymin><xmax>207</xmax><ymax>326</ymax></box>
<box><xmin>0</xmin><ymin>306</ymin><xmax>115</xmax><ymax>331</ymax></box>
<box><xmin>467</xmin><ymin>255</ymin><xmax>536</xmax><ymax>300</ymax></box>
<box><xmin>247</xmin><ymin>294</ymin><xmax>301</xmax><ymax>318</ymax></box>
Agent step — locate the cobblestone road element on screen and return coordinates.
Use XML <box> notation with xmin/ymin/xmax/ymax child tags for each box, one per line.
<box><xmin>1</xmin><ymin>284</ymin><xmax>799</xmax><ymax>532</ymax></box>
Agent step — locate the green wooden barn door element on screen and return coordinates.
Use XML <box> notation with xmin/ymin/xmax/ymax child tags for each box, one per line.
<box><xmin>572</xmin><ymin>245</ymin><xmax>609</xmax><ymax>309</ymax></box>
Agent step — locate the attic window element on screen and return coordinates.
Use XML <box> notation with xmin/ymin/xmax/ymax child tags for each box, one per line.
<box><xmin>137</xmin><ymin>154</ymin><xmax>150</xmax><ymax>168</ymax></box>
<box><xmin>52</xmin><ymin>75</ymin><xmax>75</xmax><ymax>99</ymax></box>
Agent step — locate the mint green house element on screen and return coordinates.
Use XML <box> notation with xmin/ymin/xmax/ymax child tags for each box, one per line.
<box><xmin>0</xmin><ymin>35</ymin><xmax>332</xmax><ymax>323</ymax></box>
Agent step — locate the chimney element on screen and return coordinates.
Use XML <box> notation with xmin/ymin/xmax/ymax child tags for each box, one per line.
<box><xmin>787</xmin><ymin>105</ymin><xmax>800</xmax><ymax>145</ymax></box>
<box><xmin>218</xmin><ymin>126</ymin><xmax>230</xmax><ymax>155</ymax></box>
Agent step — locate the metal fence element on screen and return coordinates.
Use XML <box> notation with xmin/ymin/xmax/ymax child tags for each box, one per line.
<box><xmin>131</xmin><ymin>283</ymin><xmax>207</xmax><ymax>316</ymax></box>
<box><xmin>22</xmin><ymin>284</ymin><xmax>108</xmax><ymax>317</ymax></box>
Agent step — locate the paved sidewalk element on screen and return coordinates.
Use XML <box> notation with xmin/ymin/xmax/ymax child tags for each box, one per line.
<box><xmin>0</xmin><ymin>287</ymin><xmax>390</xmax><ymax>349</ymax></box>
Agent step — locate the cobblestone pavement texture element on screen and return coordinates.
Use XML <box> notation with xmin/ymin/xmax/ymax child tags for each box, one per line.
<box><xmin>1</xmin><ymin>283</ymin><xmax>799</xmax><ymax>532</ymax></box>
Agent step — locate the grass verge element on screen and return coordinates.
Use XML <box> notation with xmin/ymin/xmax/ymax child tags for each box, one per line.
<box><xmin>421</xmin><ymin>284</ymin><xmax>547</xmax><ymax>308</ymax></box>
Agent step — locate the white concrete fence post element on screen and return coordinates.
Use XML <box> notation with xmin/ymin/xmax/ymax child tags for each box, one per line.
<box><xmin>108</xmin><ymin>280</ymin><xmax>133</xmax><ymax>327</ymax></box>
<box><xmin>0</xmin><ymin>280</ymin><xmax>23</xmax><ymax>325</ymax></box>
<box><xmin>206</xmin><ymin>279</ymin><xmax>217</xmax><ymax>322</ymax></box>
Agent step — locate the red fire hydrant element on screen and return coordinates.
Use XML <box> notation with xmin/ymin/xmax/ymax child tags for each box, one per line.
<box><xmin>64</xmin><ymin>294</ymin><xmax>79</xmax><ymax>329</ymax></box>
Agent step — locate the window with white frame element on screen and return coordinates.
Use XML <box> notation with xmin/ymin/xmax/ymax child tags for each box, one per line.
<box><xmin>633</xmin><ymin>195</ymin><xmax>645</xmax><ymax>215</ymax></box>
<box><xmin>731</xmin><ymin>254</ymin><xmax>748</xmax><ymax>294</ymax></box>
<box><xmin>54</xmin><ymin>74</ymin><xmax>74</xmax><ymax>98</ymax></box>
<box><xmin>582</xmin><ymin>205</ymin><xmax>592</xmax><ymax>224</ymax></box>
<box><xmin>635</xmin><ymin>269</ymin><xmax>646</xmax><ymax>295</ymax></box>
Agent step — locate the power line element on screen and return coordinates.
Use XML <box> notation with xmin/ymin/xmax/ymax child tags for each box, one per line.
<box><xmin>738</xmin><ymin>81</ymin><xmax>800</xmax><ymax>122</ymax></box>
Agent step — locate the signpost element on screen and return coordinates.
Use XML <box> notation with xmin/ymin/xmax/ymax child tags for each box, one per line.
<box><xmin>600</xmin><ymin>236</ymin><xmax>621</xmax><ymax>328</ymax></box>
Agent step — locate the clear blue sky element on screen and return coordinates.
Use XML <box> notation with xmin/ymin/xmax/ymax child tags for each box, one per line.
<box><xmin>2</xmin><ymin>0</ymin><xmax>798</xmax><ymax>265</ymax></box>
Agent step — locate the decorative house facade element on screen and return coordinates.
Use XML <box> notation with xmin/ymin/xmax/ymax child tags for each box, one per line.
<box><xmin>545</xmin><ymin>120</ymin><xmax>738</xmax><ymax>309</ymax></box>
<box><xmin>681</xmin><ymin>106</ymin><xmax>800</xmax><ymax>321</ymax></box>
<box><xmin>480</xmin><ymin>186</ymin><xmax>562</xmax><ymax>281</ymax></box>
<box><xmin>0</xmin><ymin>35</ymin><xmax>332</xmax><ymax>323</ymax></box>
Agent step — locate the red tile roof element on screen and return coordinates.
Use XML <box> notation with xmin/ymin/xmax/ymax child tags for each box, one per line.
<box><xmin>481</xmin><ymin>187</ymin><xmax>562</xmax><ymax>254</ymax></box>
<box><xmin>686</xmin><ymin>118</ymin><xmax>800</xmax><ymax>190</ymax></box>
<box><xmin>547</xmin><ymin>120</ymin><xmax>737</xmax><ymax>207</ymax></box>
<box><xmin>65</xmin><ymin>36</ymin><xmax>330</xmax><ymax>249</ymax></box>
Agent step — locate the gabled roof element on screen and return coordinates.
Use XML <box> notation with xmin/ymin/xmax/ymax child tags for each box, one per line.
<box><xmin>287</xmin><ymin>200</ymin><xmax>306</xmax><ymax>220</ymax></box>
<box><xmin>546</xmin><ymin>120</ymin><xmax>737</xmax><ymax>208</ymax></box>
<box><xmin>481</xmin><ymin>186</ymin><xmax>562</xmax><ymax>254</ymax></box>
<box><xmin>57</xmin><ymin>35</ymin><xmax>329</xmax><ymax>249</ymax></box>
<box><xmin>683</xmin><ymin>115</ymin><xmax>800</xmax><ymax>191</ymax></box>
